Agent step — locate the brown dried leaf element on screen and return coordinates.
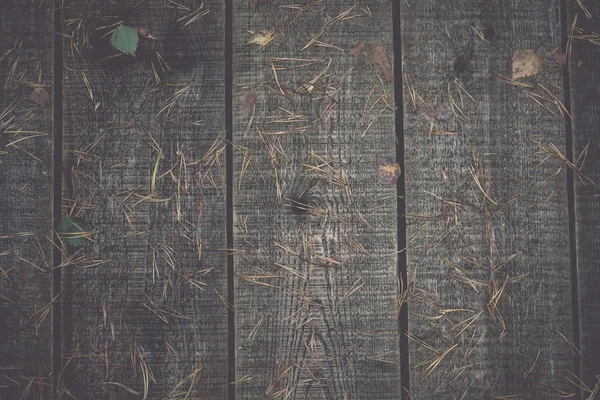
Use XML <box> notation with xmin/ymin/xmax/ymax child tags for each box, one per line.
<box><xmin>370</xmin><ymin>44</ymin><xmax>393</xmax><ymax>82</ymax></box>
<box><xmin>136</xmin><ymin>27</ymin><xmax>154</xmax><ymax>39</ymax></box>
<box><xmin>351</xmin><ymin>40</ymin><xmax>366</xmax><ymax>57</ymax></box>
<box><xmin>31</xmin><ymin>87</ymin><xmax>50</xmax><ymax>107</ymax></box>
<box><xmin>554</xmin><ymin>52</ymin><xmax>567</xmax><ymax>65</ymax></box>
<box><xmin>378</xmin><ymin>162</ymin><xmax>401</xmax><ymax>185</ymax></box>
<box><xmin>241</xmin><ymin>90</ymin><xmax>257</xmax><ymax>116</ymax></box>
<box><xmin>512</xmin><ymin>49</ymin><xmax>542</xmax><ymax>79</ymax></box>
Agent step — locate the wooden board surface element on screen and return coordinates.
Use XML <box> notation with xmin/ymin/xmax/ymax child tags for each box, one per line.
<box><xmin>60</xmin><ymin>1</ymin><xmax>228</xmax><ymax>398</ymax></box>
<box><xmin>232</xmin><ymin>1</ymin><xmax>401</xmax><ymax>398</ymax></box>
<box><xmin>0</xmin><ymin>1</ymin><xmax>54</xmax><ymax>399</ymax></box>
<box><xmin>2</xmin><ymin>1</ymin><xmax>598</xmax><ymax>399</ymax></box>
<box><xmin>568</xmin><ymin>2</ymin><xmax>600</xmax><ymax>394</ymax></box>
<box><xmin>400</xmin><ymin>1</ymin><xmax>576</xmax><ymax>398</ymax></box>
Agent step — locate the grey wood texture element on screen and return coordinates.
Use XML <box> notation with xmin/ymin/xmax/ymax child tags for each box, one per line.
<box><xmin>232</xmin><ymin>1</ymin><xmax>401</xmax><ymax>398</ymax></box>
<box><xmin>3</xmin><ymin>1</ymin><xmax>598</xmax><ymax>399</ymax></box>
<box><xmin>401</xmin><ymin>1</ymin><xmax>576</xmax><ymax>398</ymax></box>
<box><xmin>0</xmin><ymin>1</ymin><xmax>54</xmax><ymax>399</ymax></box>
<box><xmin>568</xmin><ymin>1</ymin><xmax>600</xmax><ymax>394</ymax></box>
<box><xmin>60</xmin><ymin>1</ymin><xmax>228</xmax><ymax>398</ymax></box>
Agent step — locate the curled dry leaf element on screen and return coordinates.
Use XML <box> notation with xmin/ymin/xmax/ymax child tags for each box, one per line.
<box><xmin>350</xmin><ymin>40</ymin><xmax>366</xmax><ymax>56</ymax></box>
<box><xmin>136</xmin><ymin>27</ymin><xmax>154</xmax><ymax>39</ymax></box>
<box><xmin>378</xmin><ymin>162</ymin><xmax>401</xmax><ymax>185</ymax></box>
<box><xmin>370</xmin><ymin>44</ymin><xmax>393</xmax><ymax>82</ymax></box>
<box><xmin>31</xmin><ymin>87</ymin><xmax>50</xmax><ymax>107</ymax></box>
<box><xmin>511</xmin><ymin>49</ymin><xmax>542</xmax><ymax>79</ymax></box>
<box><xmin>241</xmin><ymin>90</ymin><xmax>257</xmax><ymax>116</ymax></box>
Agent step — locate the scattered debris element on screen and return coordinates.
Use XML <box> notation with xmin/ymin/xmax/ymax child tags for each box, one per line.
<box><xmin>5</xmin><ymin>3</ymin><xmax>579</xmax><ymax>398</ymax></box>
<box><xmin>177</xmin><ymin>3</ymin><xmax>210</xmax><ymax>27</ymax></box>
<box><xmin>370</xmin><ymin>44</ymin><xmax>393</xmax><ymax>82</ymax></box>
<box><xmin>301</xmin><ymin>3</ymin><xmax>358</xmax><ymax>51</ymax></box>
<box><xmin>511</xmin><ymin>49</ymin><xmax>542</xmax><ymax>79</ymax></box>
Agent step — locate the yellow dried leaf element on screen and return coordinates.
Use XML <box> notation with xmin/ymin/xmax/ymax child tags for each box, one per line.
<box><xmin>378</xmin><ymin>162</ymin><xmax>401</xmax><ymax>185</ymax></box>
<box><xmin>247</xmin><ymin>29</ymin><xmax>274</xmax><ymax>48</ymax></box>
<box><xmin>512</xmin><ymin>50</ymin><xmax>542</xmax><ymax>79</ymax></box>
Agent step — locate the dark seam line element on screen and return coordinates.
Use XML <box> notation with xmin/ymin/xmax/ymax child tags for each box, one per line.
<box><xmin>225</xmin><ymin>0</ymin><xmax>235</xmax><ymax>399</ymax></box>
<box><xmin>52</xmin><ymin>4</ymin><xmax>64</xmax><ymax>399</ymax></box>
<box><xmin>560</xmin><ymin>0</ymin><xmax>581</xmax><ymax>396</ymax></box>
<box><xmin>392</xmin><ymin>0</ymin><xmax>409</xmax><ymax>397</ymax></box>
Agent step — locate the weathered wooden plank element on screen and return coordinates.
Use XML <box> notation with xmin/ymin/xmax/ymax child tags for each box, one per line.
<box><xmin>401</xmin><ymin>1</ymin><xmax>576</xmax><ymax>398</ymax></box>
<box><xmin>568</xmin><ymin>2</ymin><xmax>600</xmax><ymax>393</ymax></box>
<box><xmin>60</xmin><ymin>1</ymin><xmax>228</xmax><ymax>398</ymax></box>
<box><xmin>233</xmin><ymin>2</ymin><xmax>401</xmax><ymax>398</ymax></box>
<box><xmin>0</xmin><ymin>1</ymin><xmax>54</xmax><ymax>398</ymax></box>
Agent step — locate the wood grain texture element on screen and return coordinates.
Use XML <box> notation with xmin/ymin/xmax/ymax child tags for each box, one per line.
<box><xmin>233</xmin><ymin>1</ymin><xmax>401</xmax><ymax>398</ymax></box>
<box><xmin>568</xmin><ymin>2</ymin><xmax>600</xmax><ymax>393</ymax></box>
<box><xmin>0</xmin><ymin>1</ymin><xmax>54</xmax><ymax>399</ymax></box>
<box><xmin>401</xmin><ymin>1</ymin><xmax>576</xmax><ymax>398</ymax></box>
<box><xmin>60</xmin><ymin>1</ymin><xmax>227</xmax><ymax>398</ymax></box>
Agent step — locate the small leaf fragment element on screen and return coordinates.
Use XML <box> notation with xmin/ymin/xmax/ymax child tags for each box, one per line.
<box><xmin>57</xmin><ymin>215</ymin><xmax>92</xmax><ymax>246</ymax></box>
<box><xmin>378</xmin><ymin>162</ymin><xmax>401</xmax><ymax>185</ymax></box>
<box><xmin>111</xmin><ymin>25</ymin><xmax>139</xmax><ymax>56</ymax></box>
<box><xmin>241</xmin><ymin>90</ymin><xmax>258</xmax><ymax>116</ymax></box>
<box><xmin>370</xmin><ymin>44</ymin><xmax>393</xmax><ymax>82</ymax></box>
<box><xmin>511</xmin><ymin>49</ymin><xmax>542</xmax><ymax>79</ymax></box>
<box><xmin>350</xmin><ymin>40</ymin><xmax>366</xmax><ymax>57</ymax></box>
<box><xmin>554</xmin><ymin>52</ymin><xmax>567</xmax><ymax>65</ymax></box>
<box><xmin>31</xmin><ymin>87</ymin><xmax>50</xmax><ymax>107</ymax></box>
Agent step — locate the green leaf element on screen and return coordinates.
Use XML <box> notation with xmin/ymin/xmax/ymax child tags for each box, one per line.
<box><xmin>57</xmin><ymin>216</ymin><xmax>92</xmax><ymax>246</ymax></box>
<box><xmin>110</xmin><ymin>26</ymin><xmax>139</xmax><ymax>56</ymax></box>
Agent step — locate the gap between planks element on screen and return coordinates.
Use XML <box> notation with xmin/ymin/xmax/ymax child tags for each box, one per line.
<box><xmin>560</xmin><ymin>0</ymin><xmax>582</xmax><ymax>391</ymax></box>
<box><xmin>225</xmin><ymin>0</ymin><xmax>236</xmax><ymax>399</ymax></box>
<box><xmin>52</xmin><ymin>3</ymin><xmax>64</xmax><ymax>398</ymax></box>
<box><xmin>392</xmin><ymin>0</ymin><xmax>410</xmax><ymax>397</ymax></box>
